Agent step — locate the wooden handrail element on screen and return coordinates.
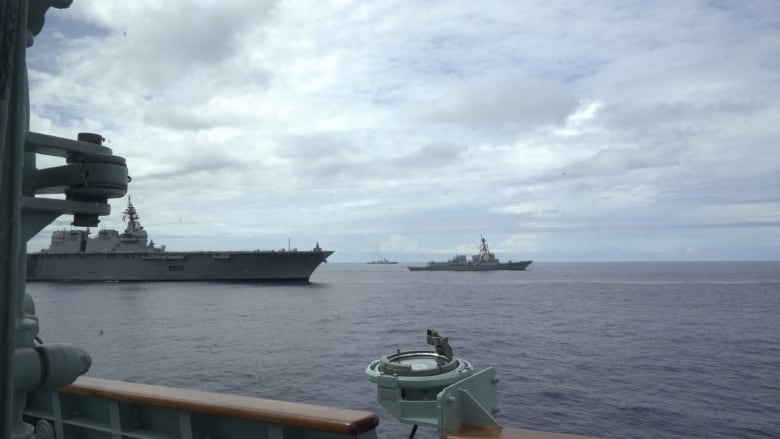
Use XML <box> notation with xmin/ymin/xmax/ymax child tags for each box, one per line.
<box><xmin>61</xmin><ymin>376</ymin><xmax>380</xmax><ymax>436</ymax></box>
<box><xmin>448</xmin><ymin>424</ymin><xmax>596</xmax><ymax>439</ymax></box>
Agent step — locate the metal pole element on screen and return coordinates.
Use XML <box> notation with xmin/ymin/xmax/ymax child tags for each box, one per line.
<box><xmin>0</xmin><ymin>0</ymin><xmax>29</xmax><ymax>438</ymax></box>
<box><xmin>0</xmin><ymin>1</ymin><xmax>28</xmax><ymax>436</ymax></box>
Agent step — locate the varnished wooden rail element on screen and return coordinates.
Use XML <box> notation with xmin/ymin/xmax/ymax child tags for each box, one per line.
<box><xmin>59</xmin><ymin>376</ymin><xmax>380</xmax><ymax>436</ymax></box>
<box><xmin>449</xmin><ymin>424</ymin><xmax>596</xmax><ymax>439</ymax></box>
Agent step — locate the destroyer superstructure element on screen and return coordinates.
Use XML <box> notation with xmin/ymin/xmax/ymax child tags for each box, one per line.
<box><xmin>27</xmin><ymin>198</ymin><xmax>332</xmax><ymax>282</ymax></box>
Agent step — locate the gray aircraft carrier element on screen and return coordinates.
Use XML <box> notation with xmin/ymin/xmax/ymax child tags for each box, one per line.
<box><xmin>27</xmin><ymin>199</ymin><xmax>333</xmax><ymax>282</ymax></box>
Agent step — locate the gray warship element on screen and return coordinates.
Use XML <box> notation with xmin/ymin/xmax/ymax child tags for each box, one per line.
<box><xmin>26</xmin><ymin>198</ymin><xmax>333</xmax><ymax>282</ymax></box>
<box><xmin>367</xmin><ymin>257</ymin><xmax>398</xmax><ymax>264</ymax></box>
<box><xmin>408</xmin><ymin>236</ymin><xmax>532</xmax><ymax>271</ymax></box>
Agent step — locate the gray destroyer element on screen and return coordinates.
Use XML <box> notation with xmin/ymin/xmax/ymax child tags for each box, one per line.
<box><xmin>367</xmin><ymin>257</ymin><xmax>398</xmax><ymax>264</ymax></box>
<box><xmin>408</xmin><ymin>236</ymin><xmax>531</xmax><ymax>271</ymax></box>
<box><xmin>27</xmin><ymin>199</ymin><xmax>333</xmax><ymax>282</ymax></box>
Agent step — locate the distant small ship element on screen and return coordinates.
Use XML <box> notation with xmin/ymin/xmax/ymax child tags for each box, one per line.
<box><xmin>367</xmin><ymin>257</ymin><xmax>398</xmax><ymax>264</ymax></box>
<box><xmin>408</xmin><ymin>236</ymin><xmax>531</xmax><ymax>271</ymax></box>
<box><xmin>27</xmin><ymin>198</ymin><xmax>333</xmax><ymax>282</ymax></box>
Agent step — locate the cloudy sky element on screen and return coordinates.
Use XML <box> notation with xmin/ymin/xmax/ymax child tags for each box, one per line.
<box><xmin>26</xmin><ymin>0</ymin><xmax>780</xmax><ymax>262</ymax></box>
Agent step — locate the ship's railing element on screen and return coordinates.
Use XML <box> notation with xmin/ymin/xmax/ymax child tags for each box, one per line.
<box><xmin>24</xmin><ymin>376</ymin><xmax>380</xmax><ymax>439</ymax></box>
<box><xmin>449</xmin><ymin>425</ymin><xmax>593</xmax><ymax>439</ymax></box>
<box><xmin>23</xmin><ymin>377</ymin><xmax>594</xmax><ymax>439</ymax></box>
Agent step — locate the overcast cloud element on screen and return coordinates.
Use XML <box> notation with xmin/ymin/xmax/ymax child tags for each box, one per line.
<box><xmin>26</xmin><ymin>0</ymin><xmax>780</xmax><ymax>261</ymax></box>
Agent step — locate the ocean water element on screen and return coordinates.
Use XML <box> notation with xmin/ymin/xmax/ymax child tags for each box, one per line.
<box><xmin>26</xmin><ymin>261</ymin><xmax>780</xmax><ymax>439</ymax></box>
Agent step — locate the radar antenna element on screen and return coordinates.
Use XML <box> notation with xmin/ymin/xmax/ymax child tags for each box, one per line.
<box><xmin>123</xmin><ymin>197</ymin><xmax>142</xmax><ymax>232</ymax></box>
<box><xmin>478</xmin><ymin>235</ymin><xmax>490</xmax><ymax>261</ymax></box>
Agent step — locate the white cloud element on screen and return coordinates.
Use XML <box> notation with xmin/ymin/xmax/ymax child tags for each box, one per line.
<box><xmin>380</xmin><ymin>234</ymin><xmax>423</xmax><ymax>253</ymax></box>
<box><xmin>416</xmin><ymin>78</ymin><xmax>578</xmax><ymax>132</ymax></box>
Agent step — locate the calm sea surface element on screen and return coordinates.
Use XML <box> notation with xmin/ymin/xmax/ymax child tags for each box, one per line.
<box><xmin>26</xmin><ymin>262</ymin><xmax>780</xmax><ymax>439</ymax></box>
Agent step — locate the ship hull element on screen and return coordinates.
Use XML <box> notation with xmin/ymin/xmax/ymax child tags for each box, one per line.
<box><xmin>407</xmin><ymin>260</ymin><xmax>532</xmax><ymax>271</ymax></box>
<box><xmin>26</xmin><ymin>250</ymin><xmax>333</xmax><ymax>282</ymax></box>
